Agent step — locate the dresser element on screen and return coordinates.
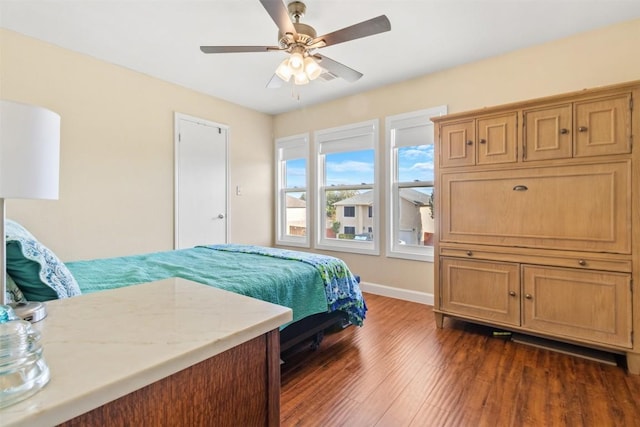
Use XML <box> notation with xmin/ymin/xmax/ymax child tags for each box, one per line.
<box><xmin>1</xmin><ymin>278</ymin><xmax>292</xmax><ymax>426</ymax></box>
<box><xmin>432</xmin><ymin>80</ymin><xmax>640</xmax><ymax>374</ymax></box>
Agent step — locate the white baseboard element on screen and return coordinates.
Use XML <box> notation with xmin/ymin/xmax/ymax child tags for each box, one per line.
<box><xmin>359</xmin><ymin>281</ymin><xmax>434</xmax><ymax>306</ymax></box>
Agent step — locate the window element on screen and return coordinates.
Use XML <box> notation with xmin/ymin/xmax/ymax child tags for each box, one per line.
<box><xmin>386</xmin><ymin>106</ymin><xmax>447</xmax><ymax>261</ymax></box>
<box><xmin>275</xmin><ymin>134</ymin><xmax>309</xmax><ymax>247</ymax></box>
<box><xmin>315</xmin><ymin>120</ymin><xmax>379</xmax><ymax>255</ymax></box>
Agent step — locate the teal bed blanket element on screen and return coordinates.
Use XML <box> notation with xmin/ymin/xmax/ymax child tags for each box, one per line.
<box><xmin>66</xmin><ymin>245</ymin><xmax>366</xmax><ymax>326</ymax></box>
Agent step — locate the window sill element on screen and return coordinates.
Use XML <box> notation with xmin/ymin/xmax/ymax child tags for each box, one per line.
<box><xmin>315</xmin><ymin>241</ymin><xmax>380</xmax><ymax>256</ymax></box>
<box><xmin>386</xmin><ymin>249</ymin><xmax>434</xmax><ymax>262</ymax></box>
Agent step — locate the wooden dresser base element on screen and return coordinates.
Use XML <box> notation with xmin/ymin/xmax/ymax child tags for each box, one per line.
<box><xmin>59</xmin><ymin>330</ymin><xmax>281</xmax><ymax>427</ymax></box>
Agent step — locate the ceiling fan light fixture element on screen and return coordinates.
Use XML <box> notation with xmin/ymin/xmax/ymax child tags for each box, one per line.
<box><xmin>304</xmin><ymin>56</ymin><xmax>322</xmax><ymax>80</ymax></box>
<box><xmin>289</xmin><ymin>51</ymin><xmax>305</xmax><ymax>73</ymax></box>
<box><xmin>293</xmin><ymin>71</ymin><xmax>309</xmax><ymax>85</ymax></box>
<box><xmin>275</xmin><ymin>59</ymin><xmax>293</xmax><ymax>82</ymax></box>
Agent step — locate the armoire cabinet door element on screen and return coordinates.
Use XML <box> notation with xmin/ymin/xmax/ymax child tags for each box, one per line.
<box><xmin>440</xmin><ymin>120</ymin><xmax>475</xmax><ymax>168</ymax></box>
<box><xmin>440</xmin><ymin>161</ymin><xmax>631</xmax><ymax>253</ymax></box>
<box><xmin>523</xmin><ymin>104</ymin><xmax>572</xmax><ymax>161</ymax></box>
<box><xmin>522</xmin><ymin>265</ymin><xmax>632</xmax><ymax>348</ymax></box>
<box><xmin>476</xmin><ymin>113</ymin><xmax>518</xmax><ymax>165</ymax></box>
<box><xmin>574</xmin><ymin>93</ymin><xmax>631</xmax><ymax>157</ymax></box>
<box><xmin>440</xmin><ymin>257</ymin><xmax>520</xmax><ymax>326</ymax></box>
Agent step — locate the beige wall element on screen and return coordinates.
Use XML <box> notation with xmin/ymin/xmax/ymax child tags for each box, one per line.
<box><xmin>0</xmin><ymin>29</ymin><xmax>274</xmax><ymax>261</ymax></box>
<box><xmin>273</xmin><ymin>18</ymin><xmax>640</xmax><ymax>296</ymax></box>
<box><xmin>2</xmin><ymin>18</ymin><xmax>639</xmax><ymax>296</ymax></box>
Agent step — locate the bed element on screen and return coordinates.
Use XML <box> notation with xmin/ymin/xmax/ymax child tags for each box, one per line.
<box><xmin>4</xmin><ymin>220</ymin><xmax>366</xmax><ymax>352</ymax></box>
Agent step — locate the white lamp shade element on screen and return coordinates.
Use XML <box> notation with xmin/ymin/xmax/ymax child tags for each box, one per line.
<box><xmin>304</xmin><ymin>57</ymin><xmax>322</xmax><ymax>81</ymax></box>
<box><xmin>294</xmin><ymin>71</ymin><xmax>309</xmax><ymax>86</ymax></box>
<box><xmin>275</xmin><ymin>59</ymin><xmax>293</xmax><ymax>82</ymax></box>
<box><xmin>288</xmin><ymin>52</ymin><xmax>304</xmax><ymax>73</ymax></box>
<box><xmin>0</xmin><ymin>100</ymin><xmax>60</xmax><ymax>200</ymax></box>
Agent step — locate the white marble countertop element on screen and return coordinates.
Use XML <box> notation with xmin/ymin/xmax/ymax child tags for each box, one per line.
<box><xmin>1</xmin><ymin>278</ymin><xmax>292</xmax><ymax>427</ymax></box>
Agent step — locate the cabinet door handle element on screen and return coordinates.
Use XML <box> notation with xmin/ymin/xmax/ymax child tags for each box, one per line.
<box><xmin>559</xmin><ymin>128</ymin><xmax>569</xmax><ymax>134</ymax></box>
<box><xmin>578</xmin><ymin>259</ymin><xmax>586</xmax><ymax>266</ymax></box>
<box><xmin>525</xmin><ymin>294</ymin><xmax>533</xmax><ymax>300</ymax></box>
<box><xmin>479</xmin><ymin>139</ymin><xmax>487</xmax><ymax>144</ymax></box>
<box><xmin>578</xmin><ymin>126</ymin><xmax>588</xmax><ymax>132</ymax></box>
<box><xmin>509</xmin><ymin>291</ymin><xmax>516</xmax><ymax>297</ymax></box>
<box><xmin>513</xmin><ymin>185</ymin><xmax>528</xmax><ymax>191</ymax></box>
<box><xmin>466</xmin><ymin>251</ymin><xmax>473</xmax><ymax>256</ymax></box>
<box><xmin>466</xmin><ymin>140</ymin><xmax>473</xmax><ymax>145</ymax></box>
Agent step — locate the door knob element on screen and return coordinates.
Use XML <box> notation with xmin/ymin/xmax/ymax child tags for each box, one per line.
<box><xmin>217</xmin><ymin>214</ymin><xmax>225</xmax><ymax>219</ymax></box>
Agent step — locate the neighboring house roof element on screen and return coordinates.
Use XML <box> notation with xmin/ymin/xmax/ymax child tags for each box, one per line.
<box><xmin>332</xmin><ymin>189</ymin><xmax>431</xmax><ymax>206</ymax></box>
<box><xmin>286</xmin><ymin>195</ymin><xmax>306</xmax><ymax>208</ymax></box>
<box><xmin>334</xmin><ymin>191</ymin><xmax>373</xmax><ymax>206</ymax></box>
<box><xmin>399</xmin><ymin>188</ymin><xmax>431</xmax><ymax>206</ymax></box>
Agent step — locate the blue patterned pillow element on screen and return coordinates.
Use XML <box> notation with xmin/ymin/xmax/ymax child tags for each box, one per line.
<box><xmin>5</xmin><ymin>219</ymin><xmax>81</xmax><ymax>301</ymax></box>
<box><xmin>5</xmin><ymin>274</ymin><xmax>27</xmax><ymax>304</ymax></box>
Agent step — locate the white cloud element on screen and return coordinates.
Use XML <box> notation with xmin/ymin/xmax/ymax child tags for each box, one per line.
<box><xmin>409</xmin><ymin>162</ymin><xmax>434</xmax><ymax>172</ymax></box>
<box><xmin>327</xmin><ymin>160</ymin><xmax>374</xmax><ymax>173</ymax></box>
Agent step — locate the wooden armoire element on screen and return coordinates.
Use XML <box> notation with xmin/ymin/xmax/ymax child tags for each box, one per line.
<box><xmin>432</xmin><ymin>80</ymin><xmax>640</xmax><ymax>374</ymax></box>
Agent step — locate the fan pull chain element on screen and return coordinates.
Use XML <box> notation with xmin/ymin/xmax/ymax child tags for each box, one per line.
<box><xmin>291</xmin><ymin>87</ymin><xmax>300</xmax><ymax>102</ymax></box>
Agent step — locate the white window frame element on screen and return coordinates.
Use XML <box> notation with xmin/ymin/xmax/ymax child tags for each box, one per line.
<box><xmin>386</xmin><ymin>106</ymin><xmax>447</xmax><ymax>262</ymax></box>
<box><xmin>315</xmin><ymin>119</ymin><xmax>379</xmax><ymax>255</ymax></box>
<box><xmin>275</xmin><ymin>133</ymin><xmax>310</xmax><ymax>248</ymax></box>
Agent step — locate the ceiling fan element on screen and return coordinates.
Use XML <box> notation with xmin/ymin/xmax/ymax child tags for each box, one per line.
<box><xmin>200</xmin><ymin>0</ymin><xmax>391</xmax><ymax>87</ymax></box>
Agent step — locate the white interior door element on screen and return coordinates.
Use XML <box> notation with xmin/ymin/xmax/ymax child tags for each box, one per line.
<box><xmin>175</xmin><ymin>113</ymin><xmax>228</xmax><ymax>249</ymax></box>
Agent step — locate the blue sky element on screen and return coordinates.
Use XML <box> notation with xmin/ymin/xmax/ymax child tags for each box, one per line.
<box><xmin>285</xmin><ymin>144</ymin><xmax>434</xmax><ymax>189</ymax></box>
<box><xmin>398</xmin><ymin>144</ymin><xmax>434</xmax><ymax>183</ymax></box>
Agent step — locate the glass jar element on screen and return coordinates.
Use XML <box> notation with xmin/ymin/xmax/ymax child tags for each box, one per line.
<box><xmin>0</xmin><ymin>316</ymin><xmax>50</xmax><ymax>408</ymax></box>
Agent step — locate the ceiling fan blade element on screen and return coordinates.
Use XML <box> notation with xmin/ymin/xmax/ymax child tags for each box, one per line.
<box><xmin>314</xmin><ymin>54</ymin><xmax>363</xmax><ymax>83</ymax></box>
<box><xmin>259</xmin><ymin>0</ymin><xmax>297</xmax><ymax>37</ymax></box>
<box><xmin>200</xmin><ymin>46</ymin><xmax>278</xmax><ymax>54</ymax></box>
<box><xmin>312</xmin><ymin>15</ymin><xmax>391</xmax><ymax>48</ymax></box>
<box><xmin>266</xmin><ymin>74</ymin><xmax>284</xmax><ymax>89</ymax></box>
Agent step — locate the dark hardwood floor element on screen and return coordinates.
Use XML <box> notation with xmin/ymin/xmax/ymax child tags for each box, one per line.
<box><xmin>280</xmin><ymin>293</ymin><xmax>640</xmax><ymax>427</ymax></box>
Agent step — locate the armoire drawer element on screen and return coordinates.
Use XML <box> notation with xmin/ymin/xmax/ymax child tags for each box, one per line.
<box><xmin>440</xmin><ymin>161</ymin><xmax>631</xmax><ymax>253</ymax></box>
<box><xmin>439</xmin><ymin>246</ymin><xmax>632</xmax><ymax>273</ymax></box>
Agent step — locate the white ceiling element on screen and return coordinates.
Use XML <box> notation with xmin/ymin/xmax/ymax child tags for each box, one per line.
<box><xmin>1</xmin><ymin>1</ymin><xmax>640</xmax><ymax>115</ymax></box>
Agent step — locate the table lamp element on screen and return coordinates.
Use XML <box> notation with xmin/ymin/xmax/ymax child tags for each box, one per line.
<box><xmin>0</xmin><ymin>100</ymin><xmax>60</xmax><ymax>321</ymax></box>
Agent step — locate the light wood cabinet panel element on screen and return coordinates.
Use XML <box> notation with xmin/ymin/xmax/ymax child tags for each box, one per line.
<box><xmin>441</xmin><ymin>258</ymin><xmax>520</xmax><ymax>326</ymax></box>
<box><xmin>523</xmin><ymin>104</ymin><xmax>572</xmax><ymax>161</ymax></box>
<box><xmin>440</xmin><ymin>120</ymin><xmax>475</xmax><ymax>167</ymax></box>
<box><xmin>522</xmin><ymin>266</ymin><xmax>632</xmax><ymax>348</ymax></box>
<box><xmin>574</xmin><ymin>94</ymin><xmax>631</xmax><ymax>157</ymax></box>
<box><xmin>477</xmin><ymin>113</ymin><xmax>518</xmax><ymax>165</ymax></box>
<box><xmin>441</xmin><ymin>161</ymin><xmax>631</xmax><ymax>253</ymax></box>
<box><xmin>439</xmin><ymin>113</ymin><xmax>517</xmax><ymax>168</ymax></box>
